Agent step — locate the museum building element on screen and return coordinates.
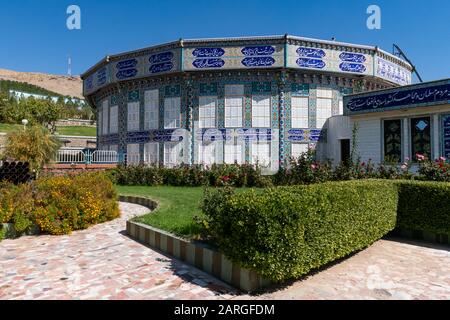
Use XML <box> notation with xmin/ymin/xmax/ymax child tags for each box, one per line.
<box><xmin>81</xmin><ymin>35</ymin><xmax>413</xmax><ymax>172</ymax></box>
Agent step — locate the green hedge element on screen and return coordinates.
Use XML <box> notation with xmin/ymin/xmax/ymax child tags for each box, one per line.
<box><xmin>396</xmin><ymin>181</ymin><xmax>450</xmax><ymax>235</ymax></box>
<box><xmin>201</xmin><ymin>180</ymin><xmax>398</xmax><ymax>281</ymax></box>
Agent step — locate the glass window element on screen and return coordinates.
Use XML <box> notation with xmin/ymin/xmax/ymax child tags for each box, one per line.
<box><xmin>224</xmin><ymin>141</ymin><xmax>244</xmax><ymax>165</ymax></box>
<box><xmin>109</xmin><ymin>105</ymin><xmax>118</xmax><ymax>134</ymax></box>
<box><xmin>102</xmin><ymin>100</ymin><xmax>109</xmax><ymax>135</ymax></box>
<box><xmin>338</xmin><ymin>99</ymin><xmax>344</xmax><ymax>115</ymax></box>
<box><xmin>144</xmin><ymin>89</ymin><xmax>159</xmax><ymax>130</ymax></box>
<box><xmin>291</xmin><ymin>97</ymin><xmax>309</xmax><ymax>128</ymax></box>
<box><xmin>164</xmin><ymin>142</ymin><xmax>182</xmax><ymax>168</ymax></box>
<box><xmin>316</xmin><ymin>98</ymin><xmax>332</xmax><ymax>128</ymax></box>
<box><xmin>291</xmin><ymin>143</ymin><xmax>309</xmax><ymax>158</ymax></box>
<box><xmin>383</xmin><ymin>119</ymin><xmax>402</xmax><ymax>162</ymax></box>
<box><xmin>126</xmin><ymin>144</ymin><xmax>140</xmax><ymax>165</ymax></box>
<box><xmin>316</xmin><ymin>88</ymin><xmax>333</xmax><ymax>128</ymax></box>
<box><xmin>225</xmin><ymin>85</ymin><xmax>244</xmax><ymax>128</ymax></box>
<box><xmin>199</xmin><ymin>96</ymin><xmax>217</xmax><ymax>128</ymax></box>
<box><xmin>317</xmin><ymin>88</ymin><xmax>333</xmax><ymax>99</ymax></box>
<box><xmin>252</xmin><ymin>95</ymin><xmax>271</xmax><ymax>128</ymax></box>
<box><xmin>251</xmin><ymin>141</ymin><xmax>271</xmax><ymax>166</ymax></box>
<box><xmin>411</xmin><ymin>117</ymin><xmax>431</xmax><ymax>159</ymax></box>
<box><xmin>97</xmin><ymin>104</ymin><xmax>103</xmax><ymax>136</ymax></box>
<box><xmin>127</xmin><ymin>102</ymin><xmax>140</xmax><ymax>132</ymax></box>
<box><xmin>164</xmin><ymin>97</ymin><xmax>181</xmax><ymax>129</ymax></box>
<box><xmin>198</xmin><ymin>141</ymin><xmax>216</xmax><ymax>165</ymax></box>
<box><xmin>144</xmin><ymin>142</ymin><xmax>159</xmax><ymax>165</ymax></box>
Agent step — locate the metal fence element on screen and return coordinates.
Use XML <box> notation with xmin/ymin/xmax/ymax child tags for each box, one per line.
<box><xmin>55</xmin><ymin>149</ymin><xmax>119</xmax><ymax>164</ymax></box>
<box><xmin>56</xmin><ymin>149</ymin><xmax>86</xmax><ymax>164</ymax></box>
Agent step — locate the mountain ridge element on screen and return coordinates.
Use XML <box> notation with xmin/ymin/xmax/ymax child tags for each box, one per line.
<box><xmin>0</xmin><ymin>68</ymin><xmax>83</xmax><ymax>99</ymax></box>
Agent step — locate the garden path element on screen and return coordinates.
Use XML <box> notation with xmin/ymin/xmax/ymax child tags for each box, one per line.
<box><xmin>0</xmin><ymin>202</ymin><xmax>237</xmax><ymax>299</ymax></box>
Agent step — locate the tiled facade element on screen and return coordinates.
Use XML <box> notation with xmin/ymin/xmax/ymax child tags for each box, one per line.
<box><xmin>82</xmin><ymin>35</ymin><xmax>412</xmax><ymax>170</ymax></box>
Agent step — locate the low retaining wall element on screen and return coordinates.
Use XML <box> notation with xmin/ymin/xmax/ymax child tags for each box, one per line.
<box><xmin>44</xmin><ymin>163</ymin><xmax>116</xmax><ymax>175</ymax></box>
<box><xmin>121</xmin><ymin>195</ymin><xmax>271</xmax><ymax>292</ymax></box>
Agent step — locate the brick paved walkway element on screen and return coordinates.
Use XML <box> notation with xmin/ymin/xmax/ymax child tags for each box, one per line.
<box><xmin>239</xmin><ymin>238</ymin><xmax>450</xmax><ymax>300</ymax></box>
<box><xmin>0</xmin><ymin>202</ymin><xmax>237</xmax><ymax>300</ymax></box>
<box><xmin>1</xmin><ymin>202</ymin><xmax>449</xmax><ymax>300</ymax></box>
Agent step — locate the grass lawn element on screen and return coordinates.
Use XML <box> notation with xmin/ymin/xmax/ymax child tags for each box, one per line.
<box><xmin>0</xmin><ymin>123</ymin><xmax>21</xmax><ymax>133</ymax></box>
<box><xmin>0</xmin><ymin>123</ymin><xmax>96</xmax><ymax>137</ymax></box>
<box><xmin>117</xmin><ymin>186</ymin><xmax>260</xmax><ymax>239</ymax></box>
<box><xmin>55</xmin><ymin>126</ymin><xmax>96</xmax><ymax>136</ymax></box>
<box><xmin>117</xmin><ymin>186</ymin><xmax>206</xmax><ymax>239</ymax></box>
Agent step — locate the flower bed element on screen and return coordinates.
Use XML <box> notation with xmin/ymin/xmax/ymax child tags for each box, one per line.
<box><xmin>0</xmin><ymin>172</ymin><xmax>119</xmax><ymax>238</ymax></box>
<box><xmin>109</xmin><ymin>163</ymin><xmax>272</xmax><ymax>187</ymax></box>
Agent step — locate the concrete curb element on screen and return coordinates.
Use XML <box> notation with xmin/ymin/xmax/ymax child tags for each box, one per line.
<box><xmin>120</xmin><ymin>195</ymin><xmax>272</xmax><ymax>292</ymax></box>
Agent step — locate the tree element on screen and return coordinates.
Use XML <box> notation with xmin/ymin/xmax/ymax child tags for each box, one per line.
<box><xmin>3</xmin><ymin>125</ymin><xmax>62</xmax><ymax>176</ymax></box>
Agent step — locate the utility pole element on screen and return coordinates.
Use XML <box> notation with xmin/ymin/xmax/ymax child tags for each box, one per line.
<box><xmin>68</xmin><ymin>56</ymin><xmax>72</xmax><ymax>77</ymax></box>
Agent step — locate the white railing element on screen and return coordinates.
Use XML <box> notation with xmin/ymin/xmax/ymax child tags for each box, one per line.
<box><xmin>92</xmin><ymin>150</ymin><xmax>118</xmax><ymax>163</ymax></box>
<box><xmin>56</xmin><ymin>149</ymin><xmax>86</xmax><ymax>163</ymax></box>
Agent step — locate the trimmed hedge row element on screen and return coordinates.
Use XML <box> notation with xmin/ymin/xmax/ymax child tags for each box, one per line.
<box><xmin>201</xmin><ymin>180</ymin><xmax>450</xmax><ymax>282</ymax></box>
<box><xmin>201</xmin><ymin>180</ymin><xmax>399</xmax><ymax>281</ymax></box>
<box><xmin>396</xmin><ymin>181</ymin><xmax>450</xmax><ymax>235</ymax></box>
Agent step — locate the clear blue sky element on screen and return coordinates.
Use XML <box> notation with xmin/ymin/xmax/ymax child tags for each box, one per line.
<box><xmin>0</xmin><ymin>0</ymin><xmax>449</xmax><ymax>82</ymax></box>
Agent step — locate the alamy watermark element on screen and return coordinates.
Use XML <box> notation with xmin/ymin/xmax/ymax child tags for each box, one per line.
<box><xmin>66</xmin><ymin>5</ymin><xmax>81</xmax><ymax>30</ymax></box>
<box><xmin>367</xmin><ymin>5</ymin><xmax>381</xmax><ymax>30</ymax></box>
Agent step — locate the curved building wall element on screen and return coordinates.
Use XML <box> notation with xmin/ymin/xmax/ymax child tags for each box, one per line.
<box><xmin>83</xmin><ymin>36</ymin><xmax>413</xmax><ymax>171</ymax></box>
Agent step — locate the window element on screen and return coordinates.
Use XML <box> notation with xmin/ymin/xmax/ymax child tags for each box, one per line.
<box><xmin>144</xmin><ymin>142</ymin><xmax>159</xmax><ymax>165</ymax></box>
<box><xmin>411</xmin><ymin>117</ymin><xmax>431</xmax><ymax>159</ymax></box>
<box><xmin>224</xmin><ymin>141</ymin><xmax>244</xmax><ymax>164</ymax></box>
<box><xmin>164</xmin><ymin>97</ymin><xmax>181</xmax><ymax>129</ymax></box>
<box><xmin>383</xmin><ymin>119</ymin><xmax>402</xmax><ymax>162</ymax></box>
<box><xmin>127</xmin><ymin>102</ymin><xmax>140</xmax><ymax>132</ymax></box>
<box><xmin>225</xmin><ymin>85</ymin><xmax>244</xmax><ymax>128</ymax></box>
<box><xmin>98</xmin><ymin>105</ymin><xmax>103</xmax><ymax>136</ymax></box>
<box><xmin>291</xmin><ymin>97</ymin><xmax>309</xmax><ymax>128</ymax></box>
<box><xmin>164</xmin><ymin>142</ymin><xmax>182</xmax><ymax>168</ymax></box>
<box><xmin>199</xmin><ymin>96</ymin><xmax>216</xmax><ymax>128</ymax></box>
<box><xmin>316</xmin><ymin>89</ymin><xmax>332</xmax><ymax>128</ymax></box>
<box><xmin>144</xmin><ymin>89</ymin><xmax>159</xmax><ymax>130</ymax></box>
<box><xmin>109</xmin><ymin>145</ymin><xmax>118</xmax><ymax>152</ymax></box>
<box><xmin>126</xmin><ymin>144</ymin><xmax>140</xmax><ymax>165</ymax></box>
<box><xmin>291</xmin><ymin>143</ymin><xmax>309</xmax><ymax>159</ymax></box>
<box><xmin>198</xmin><ymin>141</ymin><xmax>216</xmax><ymax>165</ymax></box>
<box><xmin>252</xmin><ymin>95</ymin><xmax>270</xmax><ymax>128</ymax></box>
<box><xmin>102</xmin><ymin>100</ymin><xmax>109</xmax><ymax>135</ymax></box>
<box><xmin>251</xmin><ymin>141</ymin><xmax>271</xmax><ymax>166</ymax></box>
<box><xmin>109</xmin><ymin>105</ymin><xmax>118</xmax><ymax>134</ymax></box>
<box><xmin>338</xmin><ymin>99</ymin><xmax>344</xmax><ymax>115</ymax></box>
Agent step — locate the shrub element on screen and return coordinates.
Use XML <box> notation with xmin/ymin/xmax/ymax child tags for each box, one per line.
<box><xmin>396</xmin><ymin>180</ymin><xmax>450</xmax><ymax>235</ymax></box>
<box><xmin>109</xmin><ymin>163</ymin><xmax>271</xmax><ymax>187</ymax></box>
<box><xmin>3</xmin><ymin>125</ymin><xmax>61</xmax><ymax>176</ymax></box>
<box><xmin>0</xmin><ymin>172</ymin><xmax>120</xmax><ymax>236</ymax></box>
<box><xmin>416</xmin><ymin>156</ymin><xmax>450</xmax><ymax>182</ymax></box>
<box><xmin>274</xmin><ymin>150</ymin><xmax>333</xmax><ymax>185</ymax></box>
<box><xmin>201</xmin><ymin>180</ymin><xmax>398</xmax><ymax>281</ymax></box>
